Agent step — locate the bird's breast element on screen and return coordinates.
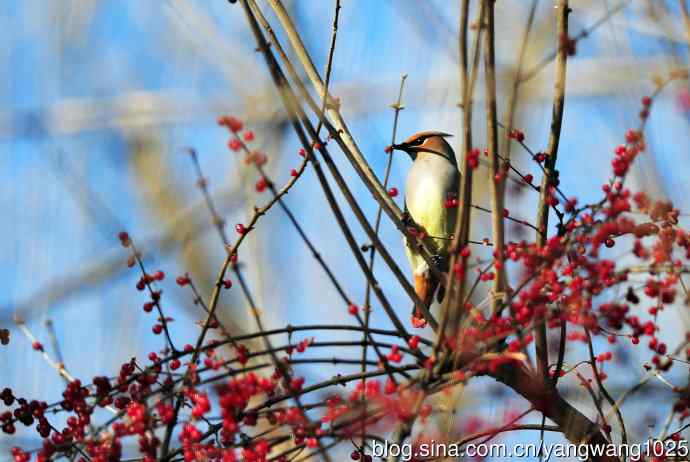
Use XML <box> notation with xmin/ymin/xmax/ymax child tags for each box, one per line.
<box><xmin>404</xmin><ymin>160</ymin><xmax>459</xmax><ymax>249</ymax></box>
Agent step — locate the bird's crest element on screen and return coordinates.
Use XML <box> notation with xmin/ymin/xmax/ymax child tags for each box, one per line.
<box><xmin>401</xmin><ymin>130</ymin><xmax>453</xmax><ymax>146</ymax></box>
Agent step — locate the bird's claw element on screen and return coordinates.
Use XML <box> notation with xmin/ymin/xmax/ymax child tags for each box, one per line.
<box><xmin>431</xmin><ymin>254</ymin><xmax>445</xmax><ymax>269</ymax></box>
<box><xmin>401</xmin><ymin>211</ymin><xmax>415</xmax><ymax>227</ymax></box>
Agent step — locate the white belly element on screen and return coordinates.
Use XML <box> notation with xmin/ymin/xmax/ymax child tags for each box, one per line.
<box><xmin>404</xmin><ymin>158</ymin><xmax>459</xmax><ymax>275</ymax></box>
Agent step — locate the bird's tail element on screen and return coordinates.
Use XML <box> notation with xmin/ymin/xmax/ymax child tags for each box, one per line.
<box><xmin>413</xmin><ymin>273</ymin><xmax>440</xmax><ymax>318</ymax></box>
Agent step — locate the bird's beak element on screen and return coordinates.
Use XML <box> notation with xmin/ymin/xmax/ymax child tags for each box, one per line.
<box><xmin>390</xmin><ymin>143</ymin><xmax>417</xmax><ymax>160</ymax></box>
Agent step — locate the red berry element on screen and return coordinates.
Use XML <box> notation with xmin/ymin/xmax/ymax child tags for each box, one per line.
<box><xmin>255</xmin><ymin>177</ymin><xmax>267</xmax><ymax>192</ymax></box>
<box><xmin>222</xmin><ymin>279</ymin><xmax>233</xmax><ymax>289</ymax></box>
<box><xmin>625</xmin><ymin>129</ymin><xmax>639</xmax><ymax>143</ymax></box>
<box><xmin>658</xmin><ymin>343</ymin><xmax>667</xmax><ymax>355</ymax></box>
<box><xmin>348</xmin><ymin>304</ymin><xmax>358</xmax><ymax>316</ymax></box>
<box><xmin>290</xmin><ymin>169</ymin><xmax>298</xmax><ymax>177</ymax></box>
<box><xmin>509</xmin><ymin>129</ymin><xmax>525</xmax><ymax>142</ymax></box>
<box><xmin>412</xmin><ymin>316</ymin><xmax>428</xmax><ymax>328</ymax></box>
<box><xmin>243</xmin><ymin>131</ymin><xmax>255</xmax><ymax>142</ymax></box>
<box><xmin>152</xmin><ymin>324</ymin><xmax>163</xmax><ymax>335</ymax></box>
<box><xmin>170</xmin><ymin>359</ymin><xmax>181</xmax><ymax>370</ymax></box>
<box><xmin>228</xmin><ymin>139</ymin><xmax>242</xmax><ymax>152</ymax></box>
<box><xmin>388</xmin><ymin>187</ymin><xmax>398</xmax><ymax>197</ymax></box>
<box><xmin>227</xmin><ymin>117</ymin><xmax>243</xmax><ymax>132</ymax></box>
<box><xmin>118</xmin><ymin>231</ymin><xmax>130</xmax><ymax>247</ymax></box>
<box><xmin>218</xmin><ymin>115</ymin><xmax>243</xmax><ymax>132</ymax></box>
<box><xmin>235</xmin><ymin>224</ymin><xmax>246</xmax><ymax>235</ymax></box>
<box><xmin>248</xmin><ymin>151</ymin><xmax>267</xmax><ymax>167</ymax></box>
<box><xmin>289</xmin><ymin>377</ymin><xmax>304</xmax><ymax>391</ymax></box>
<box><xmin>467</xmin><ymin>148</ymin><xmax>480</xmax><ymax>170</ymax></box>
<box><xmin>524</xmin><ymin>174</ymin><xmax>533</xmax><ymax>184</ymax></box>
<box><xmin>605</xmin><ymin>238</ymin><xmax>615</xmax><ymax>248</ymax></box>
<box><xmin>642</xmin><ymin>96</ymin><xmax>652</xmax><ymax>106</ymax></box>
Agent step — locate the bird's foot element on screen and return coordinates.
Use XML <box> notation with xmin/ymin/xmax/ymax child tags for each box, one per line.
<box><xmin>430</xmin><ymin>254</ymin><xmax>445</xmax><ymax>269</ymax></box>
<box><xmin>401</xmin><ymin>211</ymin><xmax>415</xmax><ymax>227</ymax></box>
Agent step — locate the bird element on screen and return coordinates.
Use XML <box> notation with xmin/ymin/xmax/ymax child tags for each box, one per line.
<box><xmin>391</xmin><ymin>131</ymin><xmax>460</xmax><ymax>317</ymax></box>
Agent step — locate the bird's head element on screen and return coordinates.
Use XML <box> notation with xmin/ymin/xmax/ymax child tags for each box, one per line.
<box><xmin>391</xmin><ymin>130</ymin><xmax>455</xmax><ymax>163</ymax></box>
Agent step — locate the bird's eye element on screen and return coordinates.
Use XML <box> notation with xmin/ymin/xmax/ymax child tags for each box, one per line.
<box><xmin>409</xmin><ymin>137</ymin><xmax>425</xmax><ymax>146</ymax></box>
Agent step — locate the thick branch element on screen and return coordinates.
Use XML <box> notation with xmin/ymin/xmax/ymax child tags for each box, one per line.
<box><xmin>492</xmin><ymin>363</ymin><xmax>618</xmax><ymax>462</ymax></box>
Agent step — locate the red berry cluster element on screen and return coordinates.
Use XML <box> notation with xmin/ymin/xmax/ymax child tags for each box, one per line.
<box><xmin>219</xmin><ymin>115</ymin><xmax>267</xmax><ymax>169</ymax></box>
<box><xmin>467</xmin><ymin>148</ymin><xmax>480</xmax><ymax>169</ymax></box>
<box><xmin>508</xmin><ymin>128</ymin><xmax>525</xmax><ymax>142</ymax></box>
<box><xmin>1</xmin><ymin>388</ymin><xmax>50</xmax><ymax>438</ymax></box>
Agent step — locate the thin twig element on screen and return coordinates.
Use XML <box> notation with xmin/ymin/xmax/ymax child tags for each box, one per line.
<box><xmin>519</xmin><ymin>1</ymin><xmax>630</xmax><ymax>83</ymax></box>
<box><xmin>534</xmin><ymin>0</ymin><xmax>570</xmax><ymax>383</ymax></box>
<box><xmin>482</xmin><ymin>0</ymin><xmax>506</xmax><ymax>316</ymax></box>
<box><xmin>502</xmin><ymin>0</ymin><xmax>538</xmax><ymax>161</ymax></box>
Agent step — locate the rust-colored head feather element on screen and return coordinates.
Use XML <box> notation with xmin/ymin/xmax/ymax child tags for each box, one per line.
<box><xmin>401</xmin><ymin>130</ymin><xmax>453</xmax><ymax>145</ymax></box>
<box><xmin>392</xmin><ymin>130</ymin><xmax>456</xmax><ymax>164</ymax></box>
